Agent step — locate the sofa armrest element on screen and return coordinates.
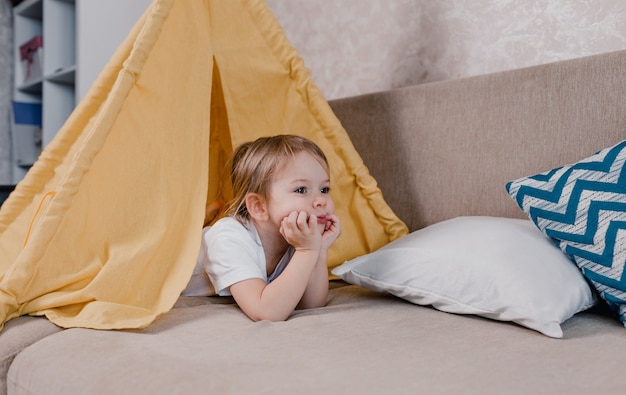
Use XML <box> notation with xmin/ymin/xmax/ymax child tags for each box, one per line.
<box><xmin>0</xmin><ymin>316</ymin><xmax>62</xmax><ymax>394</ymax></box>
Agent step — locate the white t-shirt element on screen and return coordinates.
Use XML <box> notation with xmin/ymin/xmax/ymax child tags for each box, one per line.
<box><xmin>182</xmin><ymin>217</ymin><xmax>294</xmax><ymax>297</ymax></box>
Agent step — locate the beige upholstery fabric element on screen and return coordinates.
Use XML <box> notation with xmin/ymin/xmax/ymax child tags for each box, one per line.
<box><xmin>8</xmin><ymin>284</ymin><xmax>626</xmax><ymax>394</ymax></box>
<box><xmin>330</xmin><ymin>50</ymin><xmax>626</xmax><ymax>231</ymax></box>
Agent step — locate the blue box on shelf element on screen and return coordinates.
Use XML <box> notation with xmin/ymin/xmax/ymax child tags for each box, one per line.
<box><xmin>11</xmin><ymin>101</ymin><xmax>43</xmax><ymax>167</ymax></box>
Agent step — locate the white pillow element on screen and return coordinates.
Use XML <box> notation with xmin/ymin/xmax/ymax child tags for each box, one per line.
<box><xmin>332</xmin><ymin>216</ymin><xmax>596</xmax><ymax>338</ymax></box>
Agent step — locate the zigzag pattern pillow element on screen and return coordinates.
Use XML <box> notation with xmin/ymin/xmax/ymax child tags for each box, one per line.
<box><xmin>506</xmin><ymin>140</ymin><xmax>626</xmax><ymax>326</ymax></box>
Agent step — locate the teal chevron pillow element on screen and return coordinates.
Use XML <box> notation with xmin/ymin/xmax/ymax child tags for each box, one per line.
<box><xmin>506</xmin><ymin>140</ymin><xmax>626</xmax><ymax>326</ymax></box>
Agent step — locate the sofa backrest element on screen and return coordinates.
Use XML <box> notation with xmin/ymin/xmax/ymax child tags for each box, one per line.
<box><xmin>330</xmin><ymin>50</ymin><xmax>626</xmax><ymax>232</ymax></box>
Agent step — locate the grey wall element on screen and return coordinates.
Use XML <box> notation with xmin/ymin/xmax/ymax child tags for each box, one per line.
<box><xmin>267</xmin><ymin>0</ymin><xmax>626</xmax><ymax>100</ymax></box>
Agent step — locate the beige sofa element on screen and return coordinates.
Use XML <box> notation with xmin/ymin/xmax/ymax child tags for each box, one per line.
<box><xmin>4</xmin><ymin>49</ymin><xmax>626</xmax><ymax>394</ymax></box>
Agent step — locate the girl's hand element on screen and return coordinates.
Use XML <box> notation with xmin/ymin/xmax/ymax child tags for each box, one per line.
<box><xmin>280</xmin><ymin>211</ymin><xmax>322</xmax><ymax>252</ymax></box>
<box><xmin>321</xmin><ymin>214</ymin><xmax>341</xmax><ymax>251</ymax></box>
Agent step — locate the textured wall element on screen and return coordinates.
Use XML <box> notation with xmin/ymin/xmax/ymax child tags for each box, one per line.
<box><xmin>0</xmin><ymin>0</ymin><xmax>13</xmax><ymax>184</ymax></box>
<box><xmin>267</xmin><ymin>0</ymin><xmax>626</xmax><ymax>100</ymax></box>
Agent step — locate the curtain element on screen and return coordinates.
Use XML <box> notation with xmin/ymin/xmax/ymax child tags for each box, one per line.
<box><xmin>0</xmin><ymin>0</ymin><xmax>12</xmax><ymax>184</ymax></box>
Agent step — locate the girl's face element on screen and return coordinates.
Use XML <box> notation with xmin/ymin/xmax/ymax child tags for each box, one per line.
<box><xmin>266</xmin><ymin>151</ymin><xmax>335</xmax><ymax>235</ymax></box>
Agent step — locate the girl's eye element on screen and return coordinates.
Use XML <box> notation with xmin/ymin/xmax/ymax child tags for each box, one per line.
<box><xmin>321</xmin><ymin>187</ymin><xmax>331</xmax><ymax>194</ymax></box>
<box><xmin>295</xmin><ymin>187</ymin><xmax>307</xmax><ymax>194</ymax></box>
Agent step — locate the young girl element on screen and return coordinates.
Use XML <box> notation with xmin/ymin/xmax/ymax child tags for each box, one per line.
<box><xmin>182</xmin><ymin>134</ymin><xmax>341</xmax><ymax>322</ymax></box>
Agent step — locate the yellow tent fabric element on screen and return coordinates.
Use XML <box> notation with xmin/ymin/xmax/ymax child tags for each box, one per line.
<box><xmin>0</xmin><ymin>0</ymin><xmax>408</xmax><ymax>331</ymax></box>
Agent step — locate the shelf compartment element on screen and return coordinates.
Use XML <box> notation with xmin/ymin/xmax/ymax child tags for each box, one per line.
<box><xmin>14</xmin><ymin>0</ymin><xmax>43</xmax><ymax>19</ymax></box>
<box><xmin>16</xmin><ymin>79</ymin><xmax>43</xmax><ymax>94</ymax></box>
<box><xmin>43</xmin><ymin>0</ymin><xmax>76</xmax><ymax>76</ymax></box>
<box><xmin>46</xmin><ymin>65</ymin><xmax>76</xmax><ymax>85</ymax></box>
<box><xmin>42</xmin><ymin>80</ymin><xmax>75</xmax><ymax>146</ymax></box>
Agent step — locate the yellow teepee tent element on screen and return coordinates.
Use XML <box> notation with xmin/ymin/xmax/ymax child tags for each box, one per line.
<box><xmin>0</xmin><ymin>0</ymin><xmax>407</xmax><ymax>331</ymax></box>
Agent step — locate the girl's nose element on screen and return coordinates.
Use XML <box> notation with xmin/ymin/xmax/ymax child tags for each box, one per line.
<box><xmin>313</xmin><ymin>194</ymin><xmax>327</xmax><ymax>208</ymax></box>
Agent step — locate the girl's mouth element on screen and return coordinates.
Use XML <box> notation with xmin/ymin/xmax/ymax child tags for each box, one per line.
<box><xmin>317</xmin><ymin>215</ymin><xmax>328</xmax><ymax>224</ymax></box>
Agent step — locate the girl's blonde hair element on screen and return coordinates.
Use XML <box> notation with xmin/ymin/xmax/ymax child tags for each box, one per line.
<box><xmin>225</xmin><ymin>134</ymin><xmax>329</xmax><ymax>222</ymax></box>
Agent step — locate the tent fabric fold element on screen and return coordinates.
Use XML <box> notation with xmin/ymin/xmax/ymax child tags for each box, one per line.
<box><xmin>0</xmin><ymin>0</ymin><xmax>407</xmax><ymax>331</ymax></box>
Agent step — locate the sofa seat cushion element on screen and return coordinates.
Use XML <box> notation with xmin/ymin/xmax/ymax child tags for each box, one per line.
<box><xmin>7</xmin><ymin>285</ymin><xmax>626</xmax><ymax>395</ymax></box>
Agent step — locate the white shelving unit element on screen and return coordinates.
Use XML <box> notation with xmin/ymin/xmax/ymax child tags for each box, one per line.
<box><xmin>11</xmin><ymin>0</ymin><xmax>151</xmax><ymax>184</ymax></box>
<box><xmin>12</xmin><ymin>0</ymin><xmax>75</xmax><ymax>183</ymax></box>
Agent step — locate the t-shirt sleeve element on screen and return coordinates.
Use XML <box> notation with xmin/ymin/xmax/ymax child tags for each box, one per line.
<box><xmin>203</xmin><ymin>219</ymin><xmax>265</xmax><ymax>296</ymax></box>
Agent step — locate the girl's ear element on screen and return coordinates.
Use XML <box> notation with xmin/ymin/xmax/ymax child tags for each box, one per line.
<box><xmin>245</xmin><ymin>193</ymin><xmax>268</xmax><ymax>221</ymax></box>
